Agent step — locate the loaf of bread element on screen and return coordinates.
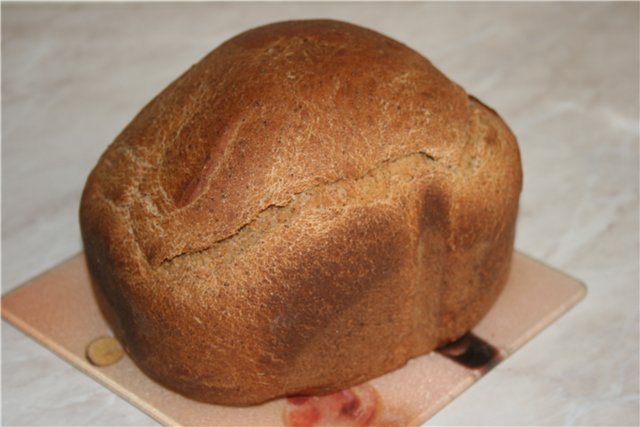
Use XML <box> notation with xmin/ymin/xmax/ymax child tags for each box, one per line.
<box><xmin>80</xmin><ymin>19</ymin><xmax>522</xmax><ymax>405</ymax></box>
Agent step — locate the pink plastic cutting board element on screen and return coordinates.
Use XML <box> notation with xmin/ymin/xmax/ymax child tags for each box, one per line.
<box><xmin>2</xmin><ymin>252</ymin><xmax>585</xmax><ymax>426</ymax></box>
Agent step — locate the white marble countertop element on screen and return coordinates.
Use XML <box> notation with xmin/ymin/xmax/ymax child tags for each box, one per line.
<box><xmin>2</xmin><ymin>3</ymin><xmax>638</xmax><ymax>426</ymax></box>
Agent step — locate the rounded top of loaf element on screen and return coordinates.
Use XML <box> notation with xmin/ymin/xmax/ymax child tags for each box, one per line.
<box><xmin>85</xmin><ymin>19</ymin><xmax>471</xmax><ymax>266</ymax></box>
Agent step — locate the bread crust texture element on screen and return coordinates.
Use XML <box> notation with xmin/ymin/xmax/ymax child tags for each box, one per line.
<box><xmin>80</xmin><ymin>19</ymin><xmax>522</xmax><ymax>405</ymax></box>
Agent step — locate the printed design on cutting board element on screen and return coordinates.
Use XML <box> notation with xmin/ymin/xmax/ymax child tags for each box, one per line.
<box><xmin>437</xmin><ymin>332</ymin><xmax>505</xmax><ymax>374</ymax></box>
<box><xmin>283</xmin><ymin>383</ymin><xmax>408</xmax><ymax>427</ymax></box>
<box><xmin>283</xmin><ymin>333</ymin><xmax>503</xmax><ymax>426</ymax></box>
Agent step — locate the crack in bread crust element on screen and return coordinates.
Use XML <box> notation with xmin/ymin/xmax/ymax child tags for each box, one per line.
<box><xmin>159</xmin><ymin>150</ymin><xmax>438</xmax><ymax>267</ymax></box>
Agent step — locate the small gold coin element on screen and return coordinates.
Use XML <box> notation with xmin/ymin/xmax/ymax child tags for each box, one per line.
<box><xmin>86</xmin><ymin>336</ymin><xmax>124</xmax><ymax>367</ymax></box>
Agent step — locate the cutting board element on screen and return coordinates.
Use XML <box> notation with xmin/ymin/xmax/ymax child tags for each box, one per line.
<box><xmin>2</xmin><ymin>252</ymin><xmax>585</xmax><ymax>426</ymax></box>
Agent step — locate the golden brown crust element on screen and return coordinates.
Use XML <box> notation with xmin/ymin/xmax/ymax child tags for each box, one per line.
<box><xmin>79</xmin><ymin>19</ymin><xmax>522</xmax><ymax>405</ymax></box>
